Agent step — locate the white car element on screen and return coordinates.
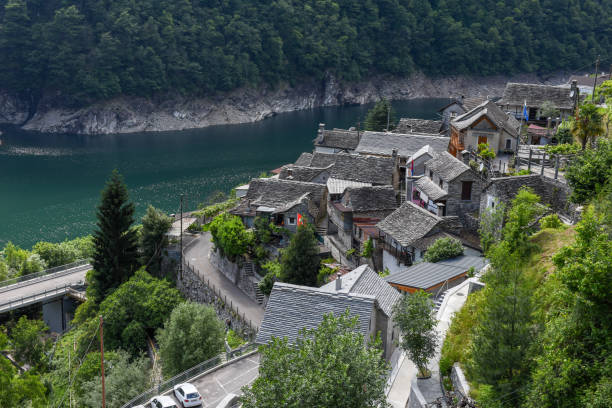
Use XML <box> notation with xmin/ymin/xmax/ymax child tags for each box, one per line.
<box><xmin>148</xmin><ymin>395</ymin><xmax>178</xmax><ymax>408</ymax></box>
<box><xmin>173</xmin><ymin>383</ymin><xmax>203</xmax><ymax>407</ymax></box>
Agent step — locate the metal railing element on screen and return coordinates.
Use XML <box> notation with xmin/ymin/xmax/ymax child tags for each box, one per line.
<box><xmin>120</xmin><ymin>343</ymin><xmax>257</xmax><ymax>408</ymax></box>
<box><xmin>0</xmin><ymin>283</ymin><xmax>85</xmax><ymax>313</ymax></box>
<box><xmin>0</xmin><ymin>259</ymin><xmax>90</xmax><ymax>290</ymax></box>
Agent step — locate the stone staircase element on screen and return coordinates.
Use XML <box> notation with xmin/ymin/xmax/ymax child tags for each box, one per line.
<box><xmin>434</xmin><ymin>288</ymin><xmax>451</xmax><ymax>312</ymax></box>
<box><xmin>315</xmin><ymin>218</ymin><xmax>328</xmax><ymax>236</ymax></box>
<box><xmin>243</xmin><ymin>262</ymin><xmax>264</xmax><ymax>305</ymax></box>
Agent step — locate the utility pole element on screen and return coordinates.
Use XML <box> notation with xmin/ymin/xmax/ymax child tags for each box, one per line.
<box><xmin>592</xmin><ymin>55</ymin><xmax>600</xmax><ymax>102</ymax></box>
<box><xmin>386</xmin><ymin>102</ymin><xmax>391</xmax><ymax>132</ymax></box>
<box><xmin>100</xmin><ymin>315</ymin><xmax>105</xmax><ymax>408</ymax></box>
<box><xmin>180</xmin><ymin>194</ymin><xmax>184</xmax><ymax>280</ymax></box>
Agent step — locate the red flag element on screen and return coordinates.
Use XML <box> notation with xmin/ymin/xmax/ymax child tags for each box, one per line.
<box><xmin>411</xmin><ymin>159</ymin><xmax>414</xmax><ymax>176</ymax></box>
<box><xmin>297</xmin><ymin>213</ymin><xmax>305</xmax><ymax>226</ymax></box>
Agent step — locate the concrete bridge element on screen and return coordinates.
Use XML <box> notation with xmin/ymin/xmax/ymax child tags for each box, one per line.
<box><xmin>0</xmin><ymin>261</ymin><xmax>91</xmax><ymax>332</ymax></box>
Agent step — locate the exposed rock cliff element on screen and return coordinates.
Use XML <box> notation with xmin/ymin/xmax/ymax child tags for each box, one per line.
<box><xmin>3</xmin><ymin>72</ymin><xmax>568</xmax><ymax>134</ymax></box>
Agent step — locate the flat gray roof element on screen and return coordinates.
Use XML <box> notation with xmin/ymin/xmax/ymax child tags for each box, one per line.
<box><xmin>385</xmin><ymin>256</ymin><xmax>485</xmax><ymax>290</ymax></box>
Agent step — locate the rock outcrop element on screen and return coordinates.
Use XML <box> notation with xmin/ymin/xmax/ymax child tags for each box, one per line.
<box><xmin>2</xmin><ymin>72</ymin><xmax>569</xmax><ymax>134</ymax></box>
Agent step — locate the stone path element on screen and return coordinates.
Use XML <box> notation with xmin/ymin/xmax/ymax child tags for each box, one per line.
<box><xmin>184</xmin><ymin>232</ymin><xmax>265</xmax><ymax>329</ymax></box>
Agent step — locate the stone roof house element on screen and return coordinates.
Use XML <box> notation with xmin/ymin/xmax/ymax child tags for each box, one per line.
<box><xmin>394</xmin><ymin>118</ymin><xmax>443</xmax><ymax>135</ymax></box>
<box><xmin>410</xmin><ymin>151</ymin><xmax>483</xmax><ymax>221</ymax></box>
<box><xmin>497</xmin><ymin>82</ymin><xmax>582</xmax><ymax>122</ymax></box>
<box><xmin>230</xmin><ymin>178</ymin><xmax>328</xmax><ymax>232</ymax></box>
<box><xmin>321</xmin><ymin>265</ymin><xmax>402</xmax><ymax>358</ymax></box>
<box><xmin>256</xmin><ymin>282</ymin><xmax>376</xmax><ymax>346</ymax></box>
<box><xmin>288</xmin><ymin>152</ymin><xmax>399</xmax><ymax>193</ymax></box>
<box><xmin>480</xmin><ymin>174</ymin><xmax>578</xmax><ymax>222</ymax></box>
<box><xmin>313</xmin><ymin>124</ymin><xmax>361</xmax><ymax>153</ymax></box>
<box><xmin>565</xmin><ymin>75</ymin><xmax>608</xmax><ymax>95</ymax></box>
<box><xmin>376</xmin><ymin>201</ymin><xmax>463</xmax><ymax>273</ymax></box>
<box><xmin>438</xmin><ymin>97</ymin><xmax>488</xmax><ymax>135</ymax></box>
<box><xmin>385</xmin><ymin>255</ymin><xmax>485</xmax><ymax>295</ymax></box>
<box><xmin>326</xmin><ymin>186</ymin><xmax>399</xmax><ymax>263</ymax></box>
<box><xmin>355</xmin><ymin>131</ymin><xmax>449</xmax><ymax>163</ymax></box>
<box><xmin>448</xmin><ymin>100</ymin><xmax>519</xmax><ymax>157</ymax></box>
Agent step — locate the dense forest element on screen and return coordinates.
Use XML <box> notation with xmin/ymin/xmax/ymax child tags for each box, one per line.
<box><xmin>0</xmin><ymin>0</ymin><xmax>610</xmax><ymax>105</ymax></box>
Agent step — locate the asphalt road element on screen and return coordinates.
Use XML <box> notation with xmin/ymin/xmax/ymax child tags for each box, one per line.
<box><xmin>161</xmin><ymin>353</ymin><xmax>260</xmax><ymax>408</ymax></box>
<box><xmin>184</xmin><ymin>233</ymin><xmax>265</xmax><ymax>327</ymax></box>
<box><xmin>0</xmin><ymin>266</ymin><xmax>89</xmax><ymax>306</ymax></box>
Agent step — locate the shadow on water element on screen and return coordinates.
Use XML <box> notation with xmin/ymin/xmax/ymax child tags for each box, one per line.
<box><xmin>0</xmin><ymin>98</ymin><xmax>448</xmax><ymax>247</ymax></box>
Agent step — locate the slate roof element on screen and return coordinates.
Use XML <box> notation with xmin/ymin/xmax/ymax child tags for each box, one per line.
<box><xmin>314</xmin><ymin>129</ymin><xmax>360</xmax><ymax>150</ymax></box>
<box><xmin>308</xmin><ymin>152</ymin><xmax>395</xmax><ymax>185</ymax></box>
<box><xmin>355</xmin><ymin>131</ymin><xmax>449</xmax><ymax>158</ymax></box>
<box><xmin>320</xmin><ymin>265</ymin><xmax>401</xmax><ymax>317</ymax></box>
<box><xmin>395</xmin><ymin>118</ymin><xmax>443</xmax><ymax>135</ymax></box>
<box><xmin>326</xmin><ymin>178</ymin><xmax>372</xmax><ymax>195</ymax></box>
<box><xmin>342</xmin><ymin>185</ymin><xmax>398</xmax><ymax>212</ymax></box>
<box><xmin>452</xmin><ymin>100</ymin><xmax>519</xmax><ymax>136</ymax></box>
<box><xmin>438</xmin><ymin>97</ymin><xmax>488</xmax><ymax>113</ymax></box>
<box><xmin>294</xmin><ymin>152</ymin><xmax>313</xmax><ymax>166</ymax></box>
<box><xmin>256</xmin><ymin>282</ymin><xmax>375</xmax><ymax>345</ymax></box>
<box><xmin>498</xmin><ymin>83</ymin><xmax>577</xmax><ymax>110</ymax></box>
<box><xmin>567</xmin><ymin>75</ymin><xmax>607</xmax><ymax>88</ymax></box>
<box><xmin>483</xmin><ymin>174</ymin><xmax>544</xmax><ymax>201</ymax></box>
<box><xmin>239</xmin><ymin>178</ymin><xmax>326</xmax><ymax>215</ymax></box>
<box><xmin>425</xmin><ymin>151</ymin><xmax>471</xmax><ymax>182</ymax></box>
<box><xmin>415</xmin><ymin>177</ymin><xmax>448</xmax><ymax>201</ymax></box>
<box><xmin>278</xmin><ymin>165</ymin><xmax>330</xmax><ymax>182</ymax></box>
<box><xmin>377</xmin><ymin>201</ymin><xmax>443</xmax><ymax>247</ymax></box>
<box><xmin>385</xmin><ymin>256</ymin><xmax>485</xmax><ymax>290</ymax></box>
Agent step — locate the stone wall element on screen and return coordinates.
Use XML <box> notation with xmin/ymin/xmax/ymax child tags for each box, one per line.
<box><xmin>177</xmin><ymin>262</ymin><xmax>257</xmax><ymax>340</ymax></box>
<box><xmin>209</xmin><ymin>249</ymin><xmax>240</xmax><ymax>284</ymax></box>
<box><xmin>446</xmin><ymin>171</ymin><xmax>484</xmax><ymax>219</ymax></box>
<box><xmin>408</xmin><ymin>379</ymin><xmax>428</xmax><ymax>408</ymax></box>
<box><xmin>451</xmin><ymin>363</ymin><xmax>471</xmax><ymax>399</ymax></box>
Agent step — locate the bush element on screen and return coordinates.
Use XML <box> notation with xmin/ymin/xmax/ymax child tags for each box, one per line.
<box><xmin>423</xmin><ymin>237</ymin><xmax>464</xmax><ymax>263</ymax></box>
<box><xmin>346</xmin><ymin>248</ymin><xmax>356</xmax><ymax>257</ymax></box>
<box><xmin>226</xmin><ymin>329</ymin><xmax>246</xmax><ymax>349</ymax></box>
<box><xmin>317</xmin><ymin>263</ymin><xmax>338</xmax><ymax>285</ymax></box>
<box><xmin>187</xmin><ymin>221</ymin><xmax>202</xmax><ymax>232</ymax></box>
<box><xmin>539</xmin><ymin>214</ymin><xmax>563</xmax><ymax>229</ymax></box>
<box><xmin>258</xmin><ymin>261</ymin><xmax>281</xmax><ymax>296</ymax></box>
<box><xmin>360</xmin><ymin>238</ymin><xmax>373</xmax><ymax>258</ymax></box>
<box><xmin>209</xmin><ymin>213</ymin><xmax>253</xmax><ymax>261</ymax></box>
<box><xmin>544</xmin><ymin>143</ymin><xmax>579</xmax><ymax>155</ymax></box>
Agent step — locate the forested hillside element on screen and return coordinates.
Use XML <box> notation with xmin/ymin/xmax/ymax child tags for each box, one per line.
<box><xmin>0</xmin><ymin>0</ymin><xmax>610</xmax><ymax>105</ymax></box>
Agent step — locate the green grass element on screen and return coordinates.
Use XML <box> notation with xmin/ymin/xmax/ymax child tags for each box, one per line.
<box><xmin>226</xmin><ymin>329</ymin><xmax>246</xmax><ymax>349</ymax></box>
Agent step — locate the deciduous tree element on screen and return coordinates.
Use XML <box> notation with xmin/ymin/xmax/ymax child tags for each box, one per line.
<box><xmin>241</xmin><ymin>311</ymin><xmax>389</xmax><ymax>408</ymax></box>
<box><xmin>140</xmin><ymin>206</ymin><xmax>173</xmax><ymax>278</ymax></box>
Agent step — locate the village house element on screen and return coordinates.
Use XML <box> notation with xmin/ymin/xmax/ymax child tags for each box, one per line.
<box><xmin>385</xmin><ymin>255</ymin><xmax>485</xmax><ymax>296</ymax></box>
<box><xmin>480</xmin><ymin>174</ymin><xmax>579</xmax><ymax>222</ymax></box>
<box><xmin>448</xmin><ymin>100</ymin><xmax>519</xmax><ymax>157</ymax></box>
<box><xmin>394</xmin><ymin>118</ymin><xmax>443</xmax><ymax>135</ymax></box>
<box><xmin>281</xmin><ymin>151</ymin><xmax>400</xmax><ymax>194</ymax></box>
<box><xmin>256</xmin><ymin>282</ymin><xmax>377</xmax><ymax>348</ymax></box>
<box><xmin>405</xmin><ymin>144</ymin><xmax>435</xmax><ymax>178</ymax></box>
<box><xmin>313</xmin><ymin>124</ymin><xmax>361</xmax><ymax>153</ymax></box>
<box><xmin>326</xmin><ymin>186</ymin><xmax>398</xmax><ymax>264</ymax></box>
<box><xmin>410</xmin><ymin>151</ymin><xmax>483</xmax><ymax>219</ymax></box>
<box><xmin>230</xmin><ymin>178</ymin><xmax>327</xmax><ymax>233</ymax></box>
<box><xmin>438</xmin><ymin>96</ymin><xmax>488</xmax><ymax>135</ymax></box>
<box><xmin>565</xmin><ymin>74</ymin><xmax>609</xmax><ymax>96</ymax></box>
<box><xmin>355</xmin><ymin>131</ymin><xmax>449</xmax><ymax>165</ymax></box>
<box><xmin>320</xmin><ymin>265</ymin><xmax>402</xmax><ymax>359</ymax></box>
<box><xmin>376</xmin><ymin>201</ymin><xmax>464</xmax><ymax>274</ymax></box>
<box><xmin>497</xmin><ymin>82</ymin><xmax>581</xmax><ymax>123</ymax></box>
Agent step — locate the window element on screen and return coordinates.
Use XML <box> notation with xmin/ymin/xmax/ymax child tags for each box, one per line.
<box><xmin>439</xmin><ymin>179</ymin><xmax>444</xmax><ymax>188</ymax></box>
<box><xmin>461</xmin><ymin>181</ymin><xmax>473</xmax><ymax>201</ymax></box>
<box><xmin>429</xmin><ymin>170</ymin><xmax>433</xmax><ymax>178</ymax></box>
<box><xmin>505</xmin><ymin>139</ymin><xmax>512</xmax><ymax>149</ymax></box>
<box><xmin>288</xmin><ymin>216</ymin><xmax>296</xmax><ymax>225</ymax></box>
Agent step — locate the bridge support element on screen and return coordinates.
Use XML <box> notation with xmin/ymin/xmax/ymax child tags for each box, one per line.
<box><xmin>43</xmin><ymin>296</ymin><xmax>77</xmax><ymax>333</ymax></box>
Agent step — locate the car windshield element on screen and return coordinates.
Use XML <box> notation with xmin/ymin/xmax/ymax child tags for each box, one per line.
<box><xmin>186</xmin><ymin>393</ymin><xmax>199</xmax><ymax>398</ymax></box>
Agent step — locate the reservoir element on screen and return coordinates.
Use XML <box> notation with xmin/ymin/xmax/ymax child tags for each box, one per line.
<box><xmin>0</xmin><ymin>98</ymin><xmax>448</xmax><ymax>248</ymax></box>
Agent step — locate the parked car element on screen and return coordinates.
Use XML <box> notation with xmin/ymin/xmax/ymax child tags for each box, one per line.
<box><xmin>149</xmin><ymin>395</ymin><xmax>179</xmax><ymax>408</ymax></box>
<box><xmin>173</xmin><ymin>383</ymin><xmax>203</xmax><ymax>407</ymax></box>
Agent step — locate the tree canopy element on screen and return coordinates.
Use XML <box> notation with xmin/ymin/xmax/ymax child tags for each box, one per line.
<box><xmin>1</xmin><ymin>0</ymin><xmax>609</xmax><ymax>104</ymax></box>
<box><xmin>278</xmin><ymin>224</ymin><xmax>320</xmax><ymax>286</ymax></box>
<box><xmin>566</xmin><ymin>139</ymin><xmax>612</xmax><ymax>204</ymax></box>
<box><xmin>364</xmin><ymin>99</ymin><xmax>395</xmax><ymax>132</ymax></box>
<box><xmin>241</xmin><ymin>311</ymin><xmax>389</xmax><ymax>408</ymax></box>
<box><xmin>140</xmin><ymin>205</ymin><xmax>173</xmax><ymax>278</ymax></box>
<box><xmin>423</xmin><ymin>237</ymin><xmax>464</xmax><ymax>263</ymax></box>
<box><xmin>157</xmin><ymin>302</ymin><xmax>225</xmax><ymax>377</ymax></box>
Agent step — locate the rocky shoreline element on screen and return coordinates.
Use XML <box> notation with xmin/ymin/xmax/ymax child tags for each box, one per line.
<box><xmin>0</xmin><ymin>72</ymin><xmax>569</xmax><ymax>135</ymax></box>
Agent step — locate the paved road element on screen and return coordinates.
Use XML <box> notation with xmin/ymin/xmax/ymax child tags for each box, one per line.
<box><xmin>161</xmin><ymin>353</ymin><xmax>260</xmax><ymax>408</ymax></box>
<box><xmin>0</xmin><ymin>266</ymin><xmax>89</xmax><ymax>306</ymax></box>
<box><xmin>185</xmin><ymin>233</ymin><xmax>265</xmax><ymax>328</ymax></box>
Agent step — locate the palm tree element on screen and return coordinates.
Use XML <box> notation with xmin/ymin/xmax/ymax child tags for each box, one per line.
<box><xmin>572</xmin><ymin>103</ymin><xmax>604</xmax><ymax>150</ymax></box>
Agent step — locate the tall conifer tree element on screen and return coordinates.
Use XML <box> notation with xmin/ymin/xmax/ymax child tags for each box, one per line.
<box><xmin>89</xmin><ymin>170</ymin><xmax>139</xmax><ymax>303</ymax></box>
<box><xmin>279</xmin><ymin>224</ymin><xmax>320</xmax><ymax>286</ymax></box>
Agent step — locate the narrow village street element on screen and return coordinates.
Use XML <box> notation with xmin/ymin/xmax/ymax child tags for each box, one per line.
<box><xmin>184</xmin><ymin>232</ymin><xmax>265</xmax><ymax>328</ymax></box>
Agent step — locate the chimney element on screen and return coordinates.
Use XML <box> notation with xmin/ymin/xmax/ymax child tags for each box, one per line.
<box><xmin>335</xmin><ymin>274</ymin><xmax>342</xmax><ymax>291</ymax></box>
<box><xmin>318</xmin><ymin>123</ymin><xmax>325</xmax><ymax>136</ymax></box>
<box><xmin>461</xmin><ymin>150</ymin><xmax>471</xmax><ymax>166</ymax></box>
<box><xmin>392</xmin><ymin>148</ymin><xmax>398</xmax><ymax>159</ymax></box>
<box><xmin>547</xmin><ymin>117</ymin><xmax>552</xmax><ymax>137</ymax></box>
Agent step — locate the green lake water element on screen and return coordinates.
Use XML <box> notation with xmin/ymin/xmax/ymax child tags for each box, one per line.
<box><xmin>0</xmin><ymin>98</ymin><xmax>448</xmax><ymax>248</ymax></box>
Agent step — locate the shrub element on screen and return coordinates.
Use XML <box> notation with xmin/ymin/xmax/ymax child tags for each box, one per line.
<box><xmin>346</xmin><ymin>248</ymin><xmax>356</xmax><ymax>257</ymax></box>
<box><xmin>423</xmin><ymin>237</ymin><xmax>464</xmax><ymax>263</ymax></box>
<box><xmin>360</xmin><ymin>238</ymin><xmax>373</xmax><ymax>258</ymax></box>
<box><xmin>544</xmin><ymin>143</ymin><xmax>579</xmax><ymax>155</ymax></box>
<box><xmin>209</xmin><ymin>213</ymin><xmax>253</xmax><ymax>261</ymax></box>
<box><xmin>226</xmin><ymin>329</ymin><xmax>246</xmax><ymax>349</ymax></box>
<box><xmin>258</xmin><ymin>261</ymin><xmax>281</xmax><ymax>296</ymax></box>
<box><xmin>539</xmin><ymin>214</ymin><xmax>563</xmax><ymax>229</ymax></box>
<box><xmin>317</xmin><ymin>263</ymin><xmax>338</xmax><ymax>285</ymax></box>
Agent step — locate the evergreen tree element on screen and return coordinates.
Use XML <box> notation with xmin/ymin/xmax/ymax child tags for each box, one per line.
<box><xmin>364</xmin><ymin>99</ymin><xmax>396</xmax><ymax>132</ymax></box>
<box><xmin>89</xmin><ymin>170</ymin><xmax>139</xmax><ymax>303</ymax></box>
<box><xmin>279</xmin><ymin>224</ymin><xmax>320</xmax><ymax>286</ymax></box>
<box><xmin>140</xmin><ymin>205</ymin><xmax>173</xmax><ymax>278</ymax></box>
